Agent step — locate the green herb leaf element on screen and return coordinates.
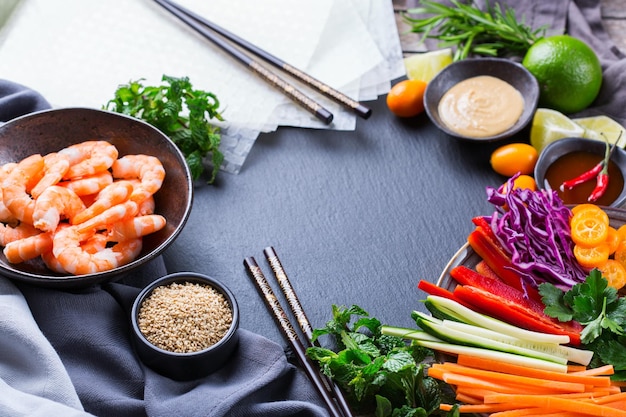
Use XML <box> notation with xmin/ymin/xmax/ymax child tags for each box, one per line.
<box><xmin>403</xmin><ymin>0</ymin><xmax>546</xmax><ymax>61</ymax></box>
<box><xmin>306</xmin><ymin>304</ymin><xmax>443</xmax><ymax>416</ymax></box>
<box><xmin>539</xmin><ymin>282</ymin><xmax>574</xmax><ymax>322</ymax></box>
<box><xmin>104</xmin><ymin>75</ymin><xmax>224</xmax><ymax>183</ymax></box>
<box><xmin>542</xmin><ymin>269</ymin><xmax>626</xmax><ymax>366</ymax></box>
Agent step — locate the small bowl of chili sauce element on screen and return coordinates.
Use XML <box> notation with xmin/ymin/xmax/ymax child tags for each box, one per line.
<box><xmin>535</xmin><ymin>137</ymin><xmax>626</xmax><ymax>207</ymax></box>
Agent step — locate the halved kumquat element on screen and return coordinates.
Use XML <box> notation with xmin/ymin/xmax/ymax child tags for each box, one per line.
<box><xmin>598</xmin><ymin>259</ymin><xmax>626</xmax><ymax>290</ymax></box>
<box><xmin>570</xmin><ymin>214</ymin><xmax>609</xmax><ymax>248</ymax></box>
<box><xmin>605</xmin><ymin>226</ymin><xmax>620</xmax><ymax>255</ymax></box>
<box><xmin>573</xmin><ymin>243</ymin><xmax>610</xmax><ymax>269</ymax></box>
<box><xmin>614</xmin><ymin>241</ymin><xmax>626</xmax><ymax>267</ymax></box>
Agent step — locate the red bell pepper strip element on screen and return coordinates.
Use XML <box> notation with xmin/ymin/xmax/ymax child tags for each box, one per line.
<box><xmin>453</xmin><ymin>285</ymin><xmax>582</xmax><ymax>346</ymax></box>
<box><xmin>467</xmin><ymin>227</ymin><xmax>543</xmax><ymax>304</ymax></box>
<box><xmin>417</xmin><ymin>279</ymin><xmax>468</xmax><ymax>306</ymax></box>
<box><xmin>450</xmin><ymin>265</ymin><xmax>547</xmax><ymax>317</ymax></box>
<box><xmin>418</xmin><ymin>280</ymin><xmax>455</xmax><ymax>299</ymax></box>
<box><xmin>471</xmin><ymin>216</ymin><xmax>499</xmax><ymax>244</ymax></box>
<box><xmin>475</xmin><ymin>260</ymin><xmax>502</xmax><ymax>282</ymax></box>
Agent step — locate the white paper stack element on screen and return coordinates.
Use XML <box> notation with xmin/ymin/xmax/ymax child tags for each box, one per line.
<box><xmin>0</xmin><ymin>0</ymin><xmax>405</xmax><ymax>173</ymax></box>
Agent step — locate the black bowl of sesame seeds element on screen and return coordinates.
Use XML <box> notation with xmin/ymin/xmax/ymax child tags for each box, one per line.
<box><xmin>130</xmin><ymin>272</ymin><xmax>240</xmax><ymax>381</ymax></box>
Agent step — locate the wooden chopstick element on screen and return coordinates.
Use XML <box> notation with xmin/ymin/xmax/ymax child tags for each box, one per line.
<box><xmin>154</xmin><ymin>0</ymin><xmax>333</xmax><ymax>124</ymax></box>
<box><xmin>263</xmin><ymin>246</ymin><xmax>354</xmax><ymax>417</ymax></box>
<box><xmin>243</xmin><ymin>257</ymin><xmax>345</xmax><ymax>417</ymax></box>
<box><xmin>157</xmin><ymin>0</ymin><xmax>372</xmax><ymax>120</ymax></box>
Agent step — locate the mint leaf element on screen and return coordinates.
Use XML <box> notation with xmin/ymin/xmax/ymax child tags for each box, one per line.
<box><xmin>306</xmin><ymin>304</ymin><xmax>442</xmax><ymax>416</ymax></box>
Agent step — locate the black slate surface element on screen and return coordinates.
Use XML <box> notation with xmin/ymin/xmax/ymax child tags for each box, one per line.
<box><xmin>162</xmin><ymin>93</ymin><xmax>508</xmax><ymax>345</ymax></box>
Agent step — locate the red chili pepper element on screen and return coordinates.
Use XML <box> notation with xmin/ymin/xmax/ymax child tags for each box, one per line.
<box><xmin>560</xmin><ymin>162</ymin><xmax>603</xmax><ymax>190</ymax></box>
<box><xmin>560</xmin><ymin>140</ymin><xmax>615</xmax><ymax>203</ymax></box>
<box><xmin>588</xmin><ymin>164</ymin><xmax>609</xmax><ymax>202</ymax></box>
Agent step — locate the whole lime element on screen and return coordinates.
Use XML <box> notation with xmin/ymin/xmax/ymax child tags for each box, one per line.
<box><xmin>522</xmin><ymin>35</ymin><xmax>602</xmax><ymax>114</ymax></box>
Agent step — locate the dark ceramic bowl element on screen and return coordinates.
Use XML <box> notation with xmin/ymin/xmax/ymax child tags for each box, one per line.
<box><xmin>0</xmin><ymin>107</ymin><xmax>193</xmax><ymax>288</ymax></box>
<box><xmin>424</xmin><ymin>57</ymin><xmax>540</xmax><ymax>141</ymax></box>
<box><xmin>131</xmin><ymin>272</ymin><xmax>240</xmax><ymax>381</ymax></box>
<box><xmin>534</xmin><ymin>137</ymin><xmax>626</xmax><ymax>207</ymax></box>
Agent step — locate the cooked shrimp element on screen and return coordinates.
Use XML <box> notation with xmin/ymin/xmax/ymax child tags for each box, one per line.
<box><xmin>59</xmin><ymin>171</ymin><xmax>113</xmax><ymax>196</ymax></box>
<box><xmin>71</xmin><ymin>180</ymin><xmax>133</xmax><ymax>225</ymax></box>
<box><xmin>106</xmin><ymin>214</ymin><xmax>166</xmax><ymax>242</ymax></box>
<box><xmin>81</xmin><ymin>232</ymin><xmax>108</xmax><ymax>254</ymax></box>
<box><xmin>3</xmin><ymin>231</ymin><xmax>53</xmax><ymax>263</ymax></box>
<box><xmin>32</xmin><ymin>186</ymin><xmax>86</xmax><ymax>232</ymax></box>
<box><xmin>0</xmin><ymin>162</ymin><xmax>16</xmax><ymax>183</ymax></box>
<box><xmin>0</xmin><ymin>162</ymin><xmax>17</xmax><ymax>223</ymax></box>
<box><xmin>52</xmin><ymin>225</ymin><xmax>142</xmax><ymax>274</ymax></box>
<box><xmin>41</xmin><ymin>250</ymin><xmax>67</xmax><ymax>274</ymax></box>
<box><xmin>112</xmin><ymin>155</ymin><xmax>165</xmax><ymax>203</ymax></box>
<box><xmin>41</xmin><ymin>231</ymin><xmax>108</xmax><ymax>274</ymax></box>
<box><xmin>0</xmin><ymin>222</ymin><xmax>40</xmax><ymax>246</ymax></box>
<box><xmin>138</xmin><ymin>195</ymin><xmax>155</xmax><ymax>215</ymax></box>
<box><xmin>30</xmin><ymin>152</ymin><xmax>71</xmax><ymax>198</ymax></box>
<box><xmin>76</xmin><ymin>200</ymin><xmax>139</xmax><ymax>235</ymax></box>
<box><xmin>2</xmin><ymin>154</ymin><xmax>45</xmax><ymax>224</ymax></box>
<box><xmin>60</xmin><ymin>141</ymin><xmax>118</xmax><ymax>179</ymax></box>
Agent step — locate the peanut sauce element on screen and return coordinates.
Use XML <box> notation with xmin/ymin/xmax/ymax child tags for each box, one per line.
<box><xmin>438</xmin><ymin>75</ymin><xmax>524</xmax><ymax>138</ymax></box>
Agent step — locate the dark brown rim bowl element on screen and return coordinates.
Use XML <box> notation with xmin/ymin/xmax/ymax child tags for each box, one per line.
<box><xmin>534</xmin><ymin>136</ymin><xmax>626</xmax><ymax>207</ymax></box>
<box><xmin>0</xmin><ymin>107</ymin><xmax>193</xmax><ymax>288</ymax></box>
<box><xmin>424</xmin><ymin>57</ymin><xmax>540</xmax><ymax>141</ymax></box>
<box><xmin>130</xmin><ymin>272</ymin><xmax>240</xmax><ymax>381</ymax></box>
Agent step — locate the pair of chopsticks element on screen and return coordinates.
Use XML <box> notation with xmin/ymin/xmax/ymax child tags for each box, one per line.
<box><xmin>244</xmin><ymin>247</ymin><xmax>353</xmax><ymax>417</ymax></box>
<box><xmin>154</xmin><ymin>0</ymin><xmax>372</xmax><ymax>125</ymax></box>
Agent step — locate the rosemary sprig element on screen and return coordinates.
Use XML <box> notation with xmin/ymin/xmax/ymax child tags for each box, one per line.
<box><xmin>403</xmin><ymin>0</ymin><xmax>546</xmax><ymax>61</ymax></box>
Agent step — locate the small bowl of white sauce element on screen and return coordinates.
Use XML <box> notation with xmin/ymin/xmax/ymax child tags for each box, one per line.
<box><xmin>424</xmin><ymin>57</ymin><xmax>539</xmax><ymax>141</ymax></box>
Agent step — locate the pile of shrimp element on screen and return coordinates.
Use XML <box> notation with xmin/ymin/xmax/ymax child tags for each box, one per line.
<box><xmin>0</xmin><ymin>140</ymin><xmax>167</xmax><ymax>275</ymax></box>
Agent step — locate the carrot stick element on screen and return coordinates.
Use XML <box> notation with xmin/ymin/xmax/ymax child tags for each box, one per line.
<box><xmin>439</xmin><ymin>402</ymin><xmax>529</xmax><ymax>413</ymax></box>
<box><xmin>427</xmin><ymin>366</ymin><xmax>445</xmax><ymax>380</ymax></box>
<box><xmin>454</xmin><ymin>386</ymin><xmax>499</xmax><ymax>400</ymax></box>
<box><xmin>441</xmin><ymin>372</ymin><xmax>569</xmax><ymax>395</ymax></box>
<box><xmin>455</xmin><ymin>392</ymin><xmax>482</xmax><ymax>405</ymax></box>
<box><xmin>432</xmin><ymin>362</ymin><xmax>587</xmax><ymax>393</ymax></box>
<box><xmin>567</xmin><ymin>364</ymin><xmax>614</xmax><ymax>376</ymax></box>
<box><xmin>455</xmin><ymin>355</ymin><xmax>611</xmax><ymax>387</ymax></box>
<box><xmin>490</xmin><ymin>408</ymin><xmax>563</xmax><ymax>417</ymax></box>
<box><xmin>580</xmin><ymin>391</ymin><xmax>626</xmax><ymax>404</ymax></box>
<box><xmin>567</xmin><ymin>365</ymin><xmax>588</xmax><ymax>373</ymax></box>
<box><xmin>484</xmin><ymin>394</ymin><xmax>626</xmax><ymax>416</ymax></box>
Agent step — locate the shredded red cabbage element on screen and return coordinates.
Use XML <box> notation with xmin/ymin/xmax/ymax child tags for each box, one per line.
<box><xmin>484</xmin><ymin>174</ymin><xmax>588</xmax><ymax>290</ymax></box>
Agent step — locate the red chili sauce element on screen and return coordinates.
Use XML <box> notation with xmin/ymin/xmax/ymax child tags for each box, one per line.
<box><xmin>544</xmin><ymin>150</ymin><xmax>624</xmax><ymax>206</ymax></box>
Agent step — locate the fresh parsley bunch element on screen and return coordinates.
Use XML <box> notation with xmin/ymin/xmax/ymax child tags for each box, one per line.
<box><xmin>306</xmin><ymin>304</ymin><xmax>457</xmax><ymax>417</ymax></box>
<box><xmin>540</xmin><ymin>269</ymin><xmax>626</xmax><ymax>379</ymax></box>
<box><xmin>105</xmin><ymin>75</ymin><xmax>224</xmax><ymax>183</ymax></box>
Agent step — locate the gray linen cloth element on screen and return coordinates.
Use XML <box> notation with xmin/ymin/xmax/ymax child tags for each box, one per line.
<box><xmin>1</xmin><ymin>1</ymin><xmax>626</xmax><ymax>416</ymax></box>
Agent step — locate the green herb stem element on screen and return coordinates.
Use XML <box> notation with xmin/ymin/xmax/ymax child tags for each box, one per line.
<box><xmin>403</xmin><ymin>0</ymin><xmax>546</xmax><ymax>61</ymax></box>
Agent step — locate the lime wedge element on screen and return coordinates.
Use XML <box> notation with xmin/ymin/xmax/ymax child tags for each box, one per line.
<box><xmin>530</xmin><ymin>108</ymin><xmax>585</xmax><ymax>153</ymax></box>
<box><xmin>572</xmin><ymin>115</ymin><xmax>626</xmax><ymax>148</ymax></box>
<box><xmin>404</xmin><ymin>48</ymin><xmax>453</xmax><ymax>83</ymax></box>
